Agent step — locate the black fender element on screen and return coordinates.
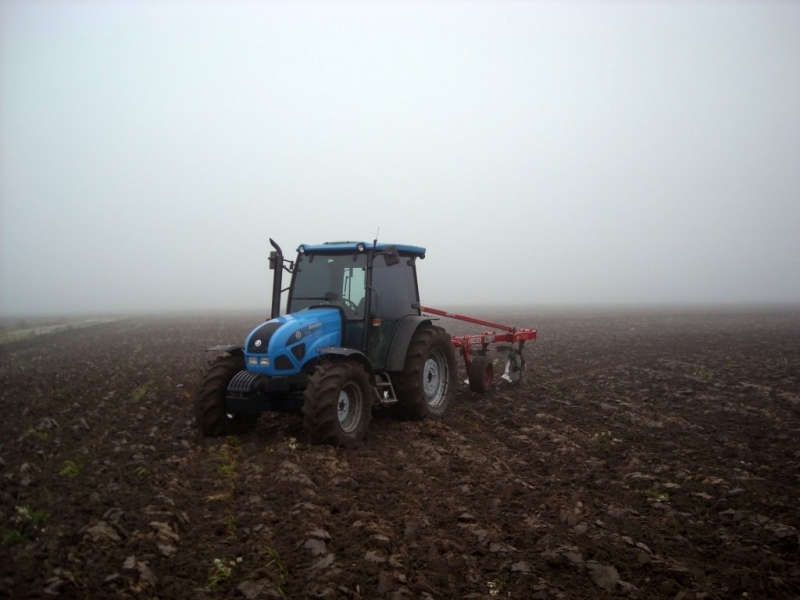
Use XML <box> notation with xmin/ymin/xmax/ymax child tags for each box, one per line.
<box><xmin>385</xmin><ymin>316</ymin><xmax>433</xmax><ymax>371</ymax></box>
<box><xmin>205</xmin><ymin>345</ymin><xmax>244</xmax><ymax>357</ymax></box>
<box><xmin>317</xmin><ymin>347</ymin><xmax>375</xmax><ymax>382</ymax></box>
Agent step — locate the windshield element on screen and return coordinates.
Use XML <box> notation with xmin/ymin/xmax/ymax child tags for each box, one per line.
<box><xmin>289</xmin><ymin>253</ymin><xmax>367</xmax><ymax>319</ymax></box>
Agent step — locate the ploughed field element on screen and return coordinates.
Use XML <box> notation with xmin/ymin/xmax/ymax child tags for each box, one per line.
<box><xmin>1</xmin><ymin>308</ymin><xmax>799</xmax><ymax>599</ymax></box>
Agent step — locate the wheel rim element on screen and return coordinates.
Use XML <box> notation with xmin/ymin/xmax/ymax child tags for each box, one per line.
<box><xmin>423</xmin><ymin>350</ymin><xmax>448</xmax><ymax>408</ymax></box>
<box><xmin>337</xmin><ymin>382</ymin><xmax>363</xmax><ymax>434</ymax></box>
<box><xmin>483</xmin><ymin>362</ymin><xmax>493</xmax><ymax>386</ymax></box>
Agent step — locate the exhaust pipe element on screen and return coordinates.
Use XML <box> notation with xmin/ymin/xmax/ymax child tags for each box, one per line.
<box><xmin>268</xmin><ymin>238</ymin><xmax>283</xmax><ymax>319</ymax></box>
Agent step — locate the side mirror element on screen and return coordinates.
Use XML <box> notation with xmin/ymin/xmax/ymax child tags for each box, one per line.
<box><xmin>383</xmin><ymin>245</ymin><xmax>400</xmax><ymax>266</ymax></box>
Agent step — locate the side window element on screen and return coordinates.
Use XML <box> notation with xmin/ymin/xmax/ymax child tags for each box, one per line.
<box><xmin>371</xmin><ymin>255</ymin><xmax>418</xmax><ymax>320</ymax></box>
<box><xmin>342</xmin><ymin>267</ymin><xmax>366</xmax><ymax>318</ymax></box>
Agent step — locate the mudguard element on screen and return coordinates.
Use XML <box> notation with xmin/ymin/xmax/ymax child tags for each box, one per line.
<box><xmin>205</xmin><ymin>345</ymin><xmax>244</xmax><ymax>356</ymax></box>
<box><xmin>385</xmin><ymin>316</ymin><xmax>432</xmax><ymax>371</ymax></box>
<box><xmin>317</xmin><ymin>347</ymin><xmax>374</xmax><ymax>381</ymax></box>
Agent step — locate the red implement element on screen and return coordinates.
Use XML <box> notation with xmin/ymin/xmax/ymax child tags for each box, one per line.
<box><xmin>420</xmin><ymin>306</ymin><xmax>537</xmax><ymax>376</ymax></box>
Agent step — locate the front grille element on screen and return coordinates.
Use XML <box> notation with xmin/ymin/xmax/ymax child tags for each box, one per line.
<box><xmin>227</xmin><ymin>369</ymin><xmax>262</xmax><ymax>393</ymax></box>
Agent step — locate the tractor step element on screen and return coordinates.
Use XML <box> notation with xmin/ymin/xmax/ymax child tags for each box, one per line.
<box><xmin>374</xmin><ymin>372</ymin><xmax>398</xmax><ymax>406</ymax></box>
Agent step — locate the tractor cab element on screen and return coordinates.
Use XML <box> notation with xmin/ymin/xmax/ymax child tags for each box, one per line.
<box><xmin>280</xmin><ymin>241</ymin><xmax>426</xmax><ymax>369</ymax></box>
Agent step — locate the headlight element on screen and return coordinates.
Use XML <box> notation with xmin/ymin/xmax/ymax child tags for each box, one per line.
<box><xmin>259</xmin><ymin>357</ymin><xmax>270</xmax><ymax>366</ymax></box>
<box><xmin>247</xmin><ymin>356</ymin><xmax>257</xmax><ymax>366</ymax></box>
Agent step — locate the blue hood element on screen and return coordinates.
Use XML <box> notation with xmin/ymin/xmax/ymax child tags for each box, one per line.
<box><xmin>243</xmin><ymin>308</ymin><xmax>342</xmax><ymax>376</ymax></box>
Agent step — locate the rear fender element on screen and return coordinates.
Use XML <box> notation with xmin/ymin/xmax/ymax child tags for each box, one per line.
<box><xmin>385</xmin><ymin>316</ymin><xmax>432</xmax><ymax>371</ymax></box>
<box><xmin>205</xmin><ymin>345</ymin><xmax>244</xmax><ymax>357</ymax></box>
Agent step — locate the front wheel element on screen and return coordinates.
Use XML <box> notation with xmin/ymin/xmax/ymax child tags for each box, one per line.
<box><xmin>303</xmin><ymin>360</ymin><xmax>374</xmax><ymax>447</ymax></box>
<box><xmin>195</xmin><ymin>354</ymin><xmax>258</xmax><ymax>436</ymax></box>
<box><xmin>393</xmin><ymin>325</ymin><xmax>457</xmax><ymax>420</ymax></box>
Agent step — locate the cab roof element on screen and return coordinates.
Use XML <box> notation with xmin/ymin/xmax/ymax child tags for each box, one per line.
<box><xmin>298</xmin><ymin>241</ymin><xmax>426</xmax><ymax>257</ymax></box>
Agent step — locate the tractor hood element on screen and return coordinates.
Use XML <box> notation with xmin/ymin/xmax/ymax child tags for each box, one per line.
<box><xmin>243</xmin><ymin>308</ymin><xmax>342</xmax><ymax>376</ymax></box>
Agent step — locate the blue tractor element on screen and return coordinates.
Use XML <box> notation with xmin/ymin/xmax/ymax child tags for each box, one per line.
<box><xmin>195</xmin><ymin>239</ymin><xmax>457</xmax><ymax>446</ymax></box>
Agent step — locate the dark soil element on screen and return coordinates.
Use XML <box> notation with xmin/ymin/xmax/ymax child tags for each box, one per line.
<box><xmin>1</xmin><ymin>308</ymin><xmax>798</xmax><ymax>599</ymax></box>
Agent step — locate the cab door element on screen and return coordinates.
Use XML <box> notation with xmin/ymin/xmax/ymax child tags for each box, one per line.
<box><xmin>366</xmin><ymin>254</ymin><xmax>420</xmax><ymax>368</ymax></box>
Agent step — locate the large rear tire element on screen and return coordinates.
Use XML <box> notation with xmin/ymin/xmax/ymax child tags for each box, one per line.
<box><xmin>195</xmin><ymin>354</ymin><xmax>258</xmax><ymax>437</ymax></box>
<box><xmin>303</xmin><ymin>360</ymin><xmax>373</xmax><ymax>447</ymax></box>
<box><xmin>393</xmin><ymin>325</ymin><xmax>456</xmax><ymax>420</ymax></box>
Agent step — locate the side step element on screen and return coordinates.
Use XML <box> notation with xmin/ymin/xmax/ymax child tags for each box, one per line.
<box><xmin>374</xmin><ymin>372</ymin><xmax>398</xmax><ymax>406</ymax></box>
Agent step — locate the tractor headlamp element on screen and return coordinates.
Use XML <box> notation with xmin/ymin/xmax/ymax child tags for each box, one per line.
<box><xmin>357</xmin><ymin>243</ymin><xmax>366</xmax><ymax>252</ymax></box>
<box><xmin>259</xmin><ymin>357</ymin><xmax>270</xmax><ymax>366</ymax></box>
<box><xmin>248</xmin><ymin>356</ymin><xmax>257</xmax><ymax>366</ymax></box>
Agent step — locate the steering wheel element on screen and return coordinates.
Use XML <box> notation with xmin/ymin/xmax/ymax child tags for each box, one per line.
<box><xmin>341</xmin><ymin>298</ymin><xmax>359</xmax><ymax>315</ymax></box>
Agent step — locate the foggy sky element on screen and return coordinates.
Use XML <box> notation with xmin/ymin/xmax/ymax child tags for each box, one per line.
<box><xmin>1</xmin><ymin>0</ymin><xmax>799</xmax><ymax>316</ymax></box>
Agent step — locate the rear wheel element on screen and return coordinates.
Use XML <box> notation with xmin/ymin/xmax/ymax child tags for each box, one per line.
<box><xmin>468</xmin><ymin>355</ymin><xmax>494</xmax><ymax>393</ymax></box>
<box><xmin>303</xmin><ymin>360</ymin><xmax>373</xmax><ymax>447</ymax></box>
<box><xmin>393</xmin><ymin>325</ymin><xmax>456</xmax><ymax>420</ymax></box>
<box><xmin>195</xmin><ymin>354</ymin><xmax>258</xmax><ymax>436</ymax></box>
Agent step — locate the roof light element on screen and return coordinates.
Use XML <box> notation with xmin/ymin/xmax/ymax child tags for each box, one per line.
<box><xmin>298</xmin><ymin>245</ymin><xmax>305</xmax><ymax>254</ymax></box>
<box><xmin>357</xmin><ymin>243</ymin><xmax>366</xmax><ymax>252</ymax></box>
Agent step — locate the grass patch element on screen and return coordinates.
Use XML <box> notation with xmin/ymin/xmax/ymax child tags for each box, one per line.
<box><xmin>207</xmin><ymin>557</ymin><xmax>242</xmax><ymax>590</ymax></box>
<box><xmin>263</xmin><ymin>546</ymin><xmax>288</xmax><ymax>597</ymax></box>
<box><xmin>133</xmin><ymin>466</ymin><xmax>152</xmax><ymax>479</ymax></box>
<box><xmin>2</xmin><ymin>505</ymin><xmax>49</xmax><ymax>545</ymax></box>
<box><xmin>131</xmin><ymin>384</ymin><xmax>150</xmax><ymax>402</ymax></box>
<box><xmin>213</xmin><ymin>438</ymin><xmax>241</xmax><ymax>496</ymax></box>
<box><xmin>225</xmin><ymin>515</ymin><xmax>237</xmax><ymax>539</ymax></box>
<box><xmin>0</xmin><ymin>527</ymin><xmax>25</xmax><ymax>545</ymax></box>
<box><xmin>25</xmin><ymin>427</ymin><xmax>48</xmax><ymax>441</ymax></box>
<box><xmin>693</xmin><ymin>368</ymin><xmax>714</xmax><ymax>380</ymax></box>
<box><xmin>645</xmin><ymin>489</ymin><xmax>670</xmax><ymax>502</ymax></box>
<box><xmin>592</xmin><ymin>431</ymin><xmax>613</xmax><ymax>454</ymax></box>
<box><xmin>59</xmin><ymin>458</ymin><xmax>85</xmax><ymax>478</ymax></box>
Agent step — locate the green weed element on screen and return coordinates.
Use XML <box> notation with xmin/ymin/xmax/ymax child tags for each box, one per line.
<box><xmin>487</xmin><ymin>579</ymin><xmax>505</xmax><ymax>597</ymax></box>
<box><xmin>693</xmin><ymin>368</ymin><xmax>714</xmax><ymax>380</ymax></box>
<box><xmin>205</xmin><ymin>493</ymin><xmax>230</xmax><ymax>502</ymax></box>
<box><xmin>207</xmin><ymin>557</ymin><xmax>241</xmax><ymax>589</ymax></box>
<box><xmin>661</xmin><ymin>511</ymin><xmax>679</xmax><ymax>532</ymax></box>
<box><xmin>133</xmin><ymin>466</ymin><xmax>152</xmax><ymax>479</ymax></box>
<box><xmin>217</xmin><ymin>463</ymin><xmax>236</xmax><ymax>478</ymax></box>
<box><xmin>131</xmin><ymin>384</ymin><xmax>149</xmax><ymax>402</ymax></box>
<box><xmin>59</xmin><ymin>459</ymin><xmax>85</xmax><ymax>478</ymax></box>
<box><xmin>25</xmin><ymin>426</ymin><xmax>48</xmax><ymax>441</ymax></box>
<box><xmin>264</xmin><ymin>545</ymin><xmax>288</xmax><ymax>576</ymax></box>
<box><xmin>215</xmin><ymin>442</ymin><xmax>240</xmax><ymax>495</ymax></box>
<box><xmin>2</xmin><ymin>505</ymin><xmax>49</xmax><ymax>545</ymax></box>
<box><xmin>225</xmin><ymin>515</ymin><xmax>237</xmax><ymax>539</ymax></box>
<box><xmin>263</xmin><ymin>546</ymin><xmax>288</xmax><ymax>597</ymax></box>
<box><xmin>592</xmin><ymin>431</ymin><xmax>613</xmax><ymax>453</ymax></box>
<box><xmin>645</xmin><ymin>489</ymin><xmax>670</xmax><ymax>502</ymax></box>
<box><xmin>0</xmin><ymin>527</ymin><xmax>25</xmax><ymax>545</ymax></box>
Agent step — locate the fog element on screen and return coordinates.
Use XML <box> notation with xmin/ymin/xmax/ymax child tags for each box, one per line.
<box><xmin>1</xmin><ymin>0</ymin><xmax>798</xmax><ymax>317</ymax></box>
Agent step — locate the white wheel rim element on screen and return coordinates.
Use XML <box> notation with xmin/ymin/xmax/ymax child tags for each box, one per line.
<box><xmin>423</xmin><ymin>351</ymin><xmax>447</xmax><ymax>408</ymax></box>
<box><xmin>338</xmin><ymin>383</ymin><xmax>361</xmax><ymax>433</ymax></box>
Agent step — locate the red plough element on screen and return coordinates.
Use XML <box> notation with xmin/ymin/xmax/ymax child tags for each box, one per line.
<box><xmin>420</xmin><ymin>306</ymin><xmax>537</xmax><ymax>392</ymax></box>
